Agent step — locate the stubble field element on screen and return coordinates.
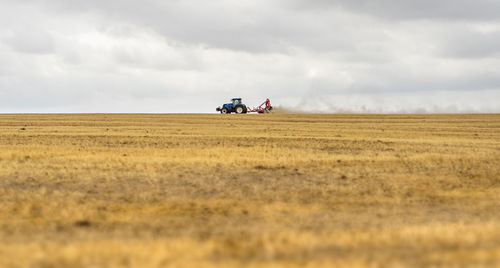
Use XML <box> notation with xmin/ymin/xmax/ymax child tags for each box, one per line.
<box><xmin>0</xmin><ymin>113</ymin><xmax>499</xmax><ymax>267</ymax></box>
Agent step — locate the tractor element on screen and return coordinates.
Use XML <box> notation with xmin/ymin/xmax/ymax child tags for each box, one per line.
<box><xmin>216</xmin><ymin>98</ymin><xmax>272</xmax><ymax>114</ymax></box>
<box><xmin>216</xmin><ymin>98</ymin><xmax>248</xmax><ymax>114</ymax></box>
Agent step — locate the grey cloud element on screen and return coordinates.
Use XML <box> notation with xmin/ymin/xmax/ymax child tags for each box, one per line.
<box><xmin>2</xmin><ymin>28</ymin><xmax>54</xmax><ymax>54</ymax></box>
<box><xmin>291</xmin><ymin>0</ymin><xmax>500</xmax><ymax>21</ymax></box>
<box><xmin>25</xmin><ymin>0</ymin><xmax>500</xmax><ymax>56</ymax></box>
<box><xmin>306</xmin><ymin>66</ymin><xmax>500</xmax><ymax>96</ymax></box>
<box><xmin>439</xmin><ymin>29</ymin><xmax>500</xmax><ymax>58</ymax></box>
<box><xmin>27</xmin><ymin>0</ymin><xmax>380</xmax><ymax>53</ymax></box>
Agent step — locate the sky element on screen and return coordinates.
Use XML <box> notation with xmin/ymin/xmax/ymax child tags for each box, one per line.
<box><xmin>0</xmin><ymin>0</ymin><xmax>499</xmax><ymax>113</ymax></box>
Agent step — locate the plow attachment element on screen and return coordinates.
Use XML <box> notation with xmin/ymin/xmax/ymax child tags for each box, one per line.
<box><xmin>247</xmin><ymin>98</ymin><xmax>273</xmax><ymax>114</ymax></box>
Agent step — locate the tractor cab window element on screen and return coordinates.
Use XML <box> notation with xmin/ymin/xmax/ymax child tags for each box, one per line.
<box><xmin>232</xmin><ymin>99</ymin><xmax>240</xmax><ymax>105</ymax></box>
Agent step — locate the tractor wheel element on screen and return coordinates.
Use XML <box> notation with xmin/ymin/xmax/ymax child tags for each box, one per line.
<box><xmin>235</xmin><ymin>106</ymin><xmax>245</xmax><ymax>114</ymax></box>
<box><xmin>221</xmin><ymin>108</ymin><xmax>229</xmax><ymax>114</ymax></box>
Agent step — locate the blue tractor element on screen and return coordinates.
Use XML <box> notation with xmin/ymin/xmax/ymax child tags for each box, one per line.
<box><xmin>216</xmin><ymin>98</ymin><xmax>248</xmax><ymax>114</ymax></box>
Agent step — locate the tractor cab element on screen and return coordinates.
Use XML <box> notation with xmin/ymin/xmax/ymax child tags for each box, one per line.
<box><xmin>231</xmin><ymin>98</ymin><xmax>242</xmax><ymax>107</ymax></box>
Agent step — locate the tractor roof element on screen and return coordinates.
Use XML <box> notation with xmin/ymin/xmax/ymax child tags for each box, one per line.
<box><xmin>231</xmin><ymin>98</ymin><xmax>242</xmax><ymax>100</ymax></box>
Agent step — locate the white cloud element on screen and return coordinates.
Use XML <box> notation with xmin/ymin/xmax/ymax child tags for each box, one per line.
<box><xmin>0</xmin><ymin>0</ymin><xmax>499</xmax><ymax>112</ymax></box>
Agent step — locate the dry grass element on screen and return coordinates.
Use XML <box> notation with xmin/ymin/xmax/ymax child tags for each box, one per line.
<box><xmin>0</xmin><ymin>113</ymin><xmax>499</xmax><ymax>267</ymax></box>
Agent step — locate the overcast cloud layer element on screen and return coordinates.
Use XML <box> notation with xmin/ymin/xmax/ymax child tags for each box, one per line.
<box><xmin>0</xmin><ymin>0</ymin><xmax>499</xmax><ymax>113</ymax></box>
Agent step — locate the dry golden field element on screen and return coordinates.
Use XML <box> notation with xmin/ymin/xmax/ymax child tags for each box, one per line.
<box><xmin>0</xmin><ymin>113</ymin><xmax>499</xmax><ymax>267</ymax></box>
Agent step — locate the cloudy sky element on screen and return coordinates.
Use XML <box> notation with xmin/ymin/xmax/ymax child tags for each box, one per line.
<box><xmin>0</xmin><ymin>0</ymin><xmax>499</xmax><ymax>113</ymax></box>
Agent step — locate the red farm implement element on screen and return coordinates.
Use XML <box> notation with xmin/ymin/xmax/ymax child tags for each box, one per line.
<box><xmin>247</xmin><ymin>98</ymin><xmax>273</xmax><ymax>114</ymax></box>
